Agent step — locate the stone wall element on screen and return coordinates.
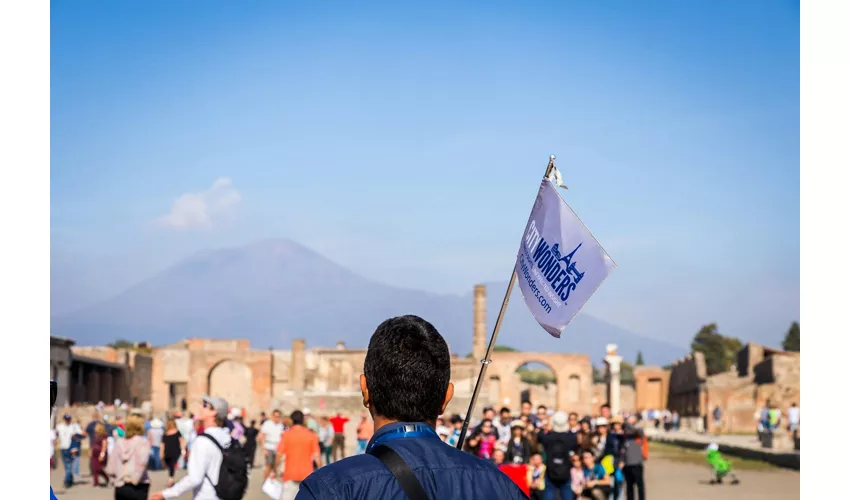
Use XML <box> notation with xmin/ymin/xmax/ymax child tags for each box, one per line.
<box><xmin>634</xmin><ymin>366</ymin><xmax>670</xmax><ymax>411</ymax></box>
<box><xmin>50</xmin><ymin>337</ymin><xmax>75</xmax><ymax>411</ymax></box>
<box><xmin>667</xmin><ymin>352</ymin><xmax>708</xmax><ymax>418</ymax></box>
<box><xmin>592</xmin><ymin>383</ymin><xmax>635</xmax><ymax>414</ymax></box>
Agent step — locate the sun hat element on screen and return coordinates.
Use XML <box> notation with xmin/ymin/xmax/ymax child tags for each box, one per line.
<box><xmin>551</xmin><ymin>412</ymin><xmax>569</xmax><ymax>432</ymax></box>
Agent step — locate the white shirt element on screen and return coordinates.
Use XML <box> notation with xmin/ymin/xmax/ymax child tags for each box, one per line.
<box><xmin>56</xmin><ymin>422</ymin><xmax>81</xmax><ymax>450</ymax></box>
<box><xmin>50</xmin><ymin>429</ymin><xmax>57</xmax><ymax>458</ymax></box>
<box><xmin>162</xmin><ymin>426</ymin><xmax>232</xmax><ymax>500</ymax></box>
<box><xmin>788</xmin><ymin>407</ymin><xmax>800</xmax><ymax>424</ymax></box>
<box><xmin>260</xmin><ymin>420</ymin><xmax>283</xmax><ymax>451</ymax></box>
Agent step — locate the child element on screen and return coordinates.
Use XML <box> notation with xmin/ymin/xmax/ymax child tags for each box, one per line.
<box><xmin>706</xmin><ymin>443</ymin><xmax>740</xmax><ymax>485</ymax></box>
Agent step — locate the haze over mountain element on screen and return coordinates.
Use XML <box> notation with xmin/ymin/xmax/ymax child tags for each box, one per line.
<box><xmin>51</xmin><ymin>239</ymin><xmax>686</xmax><ymax>365</ymax></box>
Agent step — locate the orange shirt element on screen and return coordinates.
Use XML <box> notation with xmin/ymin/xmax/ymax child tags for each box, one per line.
<box><xmin>277</xmin><ymin>425</ymin><xmax>320</xmax><ymax>482</ymax></box>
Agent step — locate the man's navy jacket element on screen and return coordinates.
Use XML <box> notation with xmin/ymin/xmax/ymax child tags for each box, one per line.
<box><xmin>295</xmin><ymin>421</ymin><xmax>528</xmax><ymax>499</ymax></box>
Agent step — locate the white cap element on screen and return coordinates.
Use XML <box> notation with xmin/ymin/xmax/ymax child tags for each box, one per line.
<box><xmin>595</xmin><ymin>417</ymin><xmax>609</xmax><ymax>427</ymax></box>
<box><xmin>302</xmin><ymin>408</ymin><xmax>311</xmax><ymax>415</ymax></box>
<box><xmin>552</xmin><ymin>411</ymin><xmax>569</xmax><ymax>432</ymax></box>
<box><xmin>707</xmin><ymin>443</ymin><xmax>719</xmax><ymax>452</ymax></box>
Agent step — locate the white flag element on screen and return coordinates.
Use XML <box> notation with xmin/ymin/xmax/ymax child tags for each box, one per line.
<box><xmin>514</xmin><ymin>178</ymin><xmax>615</xmax><ymax>338</ymax></box>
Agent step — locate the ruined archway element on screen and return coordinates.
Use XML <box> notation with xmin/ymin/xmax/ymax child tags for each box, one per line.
<box><xmin>207</xmin><ymin>359</ymin><xmax>253</xmax><ymax>410</ymax></box>
<box><xmin>513</xmin><ymin>360</ymin><xmax>559</xmax><ymax>411</ymax></box>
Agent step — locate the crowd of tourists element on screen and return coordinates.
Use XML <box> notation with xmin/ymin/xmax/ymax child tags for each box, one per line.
<box><xmin>446</xmin><ymin>402</ymin><xmax>648</xmax><ymax>500</ymax></box>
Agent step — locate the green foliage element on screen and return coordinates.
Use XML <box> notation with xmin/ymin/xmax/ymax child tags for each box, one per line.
<box><xmin>690</xmin><ymin>323</ymin><xmax>743</xmax><ymax>376</ymax></box>
<box><xmin>517</xmin><ymin>368</ymin><xmax>557</xmax><ymax>385</ymax></box>
<box><xmin>591</xmin><ymin>363</ymin><xmax>635</xmax><ymax>386</ymax></box>
<box><xmin>782</xmin><ymin>321</ymin><xmax>800</xmax><ymax>352</ymax></box>
<box><xmin>108</xmin><ymin>339</ymin><xmax>134</xmax><ymax>348</ymax></box>
<box><xmin>636</xmin><ymin>351</ymin><xmax>645</xmax><ymax>366</ymax></box>
<box><xmin>493</xmin><ymin>345</ymin><xmax>519</xmax><ymax>352</ymax></box>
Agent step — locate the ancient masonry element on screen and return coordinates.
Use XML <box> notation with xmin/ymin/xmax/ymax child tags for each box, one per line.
<box><xmin>49</xmin><ymin>284</ymin><xmax>800</xmax><ymax>435</ymax></box>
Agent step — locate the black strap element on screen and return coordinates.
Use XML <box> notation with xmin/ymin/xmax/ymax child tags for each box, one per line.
<box><xmin>368</xmin><ymin>445</ymin><xmax>429</xmax><ymax>500</ymax></box>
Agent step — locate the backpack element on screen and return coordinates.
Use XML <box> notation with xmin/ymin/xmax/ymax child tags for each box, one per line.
<box><xmin>545</xmin><ymin>436</ymin><xmax>572</xmax><ymax>482</ymax></box>
<box><xmin>199</xmin><ymin>434</ymin><xmax>249</xmax><ymax>500</ymax></box>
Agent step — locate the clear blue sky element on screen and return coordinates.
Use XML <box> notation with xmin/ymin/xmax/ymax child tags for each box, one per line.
<box><xmin>50</xmin><ymin>0</ymin><xmax>800</xmax><ymax>348</ymax></box>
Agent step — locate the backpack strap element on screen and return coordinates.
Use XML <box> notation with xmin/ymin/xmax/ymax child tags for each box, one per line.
<box><xmin>368</xmin><ymin>445</ymin><xmax>429</xmax><ymax>500</ymax></box>
<box><xmin>197</xmin><ymin>433</ymin><xmax>224</xmax><ymax>488</ymax></box>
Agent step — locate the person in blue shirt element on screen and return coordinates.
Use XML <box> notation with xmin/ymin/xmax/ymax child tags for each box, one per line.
<box><xmin>295</xmin><ymin>315</ymin><xmax>527</xmax><ymax>500</ymax></box>
<box><xmin>579</xmin><ymin>450</ymin><xmax>612</xmax><ymax>500</ymax></box>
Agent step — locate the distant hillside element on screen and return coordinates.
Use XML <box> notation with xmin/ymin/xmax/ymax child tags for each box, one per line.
<box><xmin>51</xmin><ymin>238</ymin><xmax>685</xmax><ymax>365</ymax></box>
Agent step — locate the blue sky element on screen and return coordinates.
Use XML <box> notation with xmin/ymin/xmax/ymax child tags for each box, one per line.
<box><xmin>51</xmin><ymin>0</ymin><xmax>800</xmax><ymax>348</ymax></box>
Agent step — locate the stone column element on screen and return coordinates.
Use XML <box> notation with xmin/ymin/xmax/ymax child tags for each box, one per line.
<box><xmin>604</xmin><ymin>344</ymin><xmax>623</xmax><ymax>415</ymax></box>
<box><xmin>290</xmin><ymin>339</ymin><xmax>306</xmax><ymax>392</ymax></box>
<box><xmin>473</xmin><ymin>284</ymin><xmax>486</xmax><ymax>361</ymax></box>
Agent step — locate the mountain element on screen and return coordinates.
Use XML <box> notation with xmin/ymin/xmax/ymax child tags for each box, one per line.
<box><xmin>51</xmin><ymin>238</ymin><xmax>686</xmax><ymax>365</ymax></box>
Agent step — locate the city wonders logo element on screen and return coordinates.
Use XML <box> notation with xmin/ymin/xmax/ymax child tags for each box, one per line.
<box><xmin>518</xmin><ymin>219</ymin><xmax>585</xmax><ymax>313</ymax></box>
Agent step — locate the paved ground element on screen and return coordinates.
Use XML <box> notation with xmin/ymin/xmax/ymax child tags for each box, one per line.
<box><xmin>644</xmin><ymin>428</ymin><xmax>798</xmax><ymax>453</ymax></box>
<box><xmin>51</xmin><ymin>451</ymin><xmax>800</xmax><ymax>499</ymax></box>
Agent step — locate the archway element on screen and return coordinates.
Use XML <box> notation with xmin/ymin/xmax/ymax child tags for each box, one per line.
<box><xmin>207</xmin><ymin>359</ymin><xmax>253</xmax><ymax>410</ymax></box>
<box><xmin>513</xmin><ymin>361</ymin><xmax>558</xmax><ymax>412</ymax></box>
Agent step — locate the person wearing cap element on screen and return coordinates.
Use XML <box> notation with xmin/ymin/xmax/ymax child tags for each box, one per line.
<box><xmin>504</xmin><ymin>420</ymin><xmax>533</xmax><ymax>465</ymax></box>
<box><xmin>148</xmin><ymin>418</ymin><xmax>165</xmax><ymax>471</ymax></box>
<box><xmin>302</xmin><ymin>408</ymin><xmax>320</xmax><ymax>435</ymax></box>
<box><xmin>149</xmin><ymin>395</ymin><xmax>234</xmax><ymax>500</ymax></box>
<box><xmin>294</xmin><ymin>315</ymin><xmax>527</xmax><ymax>500</ymax></box>
<box><xmin>538</xmin><ymin>411</ymin><xmax>580</xmax><ymax>500</ymax></box>
<box><xmin>55</xmin><ymin>413</ymin><xmax>82</xmax><ymax>489</ymax></box>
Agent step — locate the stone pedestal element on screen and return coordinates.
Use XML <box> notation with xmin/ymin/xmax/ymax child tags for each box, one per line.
<box><xmin>604</xmin><ymin>344</ymin><xmax>623</xmax><ymax>415</ymax></box>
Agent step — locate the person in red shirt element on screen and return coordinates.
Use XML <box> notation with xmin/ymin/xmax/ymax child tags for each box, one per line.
<box><xmin>329</xmin><ymin>413</ymin><xmax>349</xmax><ymax>462</ymax></box>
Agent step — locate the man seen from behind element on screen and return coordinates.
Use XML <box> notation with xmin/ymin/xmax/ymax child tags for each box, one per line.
<box><xmin>294</xmin><ymin>315</ymin><xmax>527</xmax><ymax>499</ymax></box>
<box><xmin>276</xmin><ymin>410</ymin><xmax>321</xmax><ymax>500</ymax></box>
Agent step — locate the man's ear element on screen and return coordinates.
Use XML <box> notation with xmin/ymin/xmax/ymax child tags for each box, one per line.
<box><xmin>440</xmin><ymin>382</ymin><xmax>455</xmax><ymax>414</ymax></box>
<box><xmin>360</xmin><ymin>374</ymin><xmax>370</xmax><ymax>408</ymax></box>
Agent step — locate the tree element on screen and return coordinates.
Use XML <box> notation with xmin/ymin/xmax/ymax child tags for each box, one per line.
<box><xmin>108</xmin><ymin>339</ymin><xmax>134</xmax><ymax>349</ymax></box>
<box><xmin>635</xmin><ymin>351</ymin><xmax>645</xmax><ymax>366</ymax></box>
<box><xmin>782</xmin><ymin>321</ymin><xmax>800</xmax><ymax>352</ymax></box>
<box><xmin>690</xmin><ymin>323</ymin><xmax>742</xmax><ymax>376</ymax></box>
<box><xmin>493</xmin><ymin>345</ymin><xmax>519</xmax><ymax>353</ymax></box>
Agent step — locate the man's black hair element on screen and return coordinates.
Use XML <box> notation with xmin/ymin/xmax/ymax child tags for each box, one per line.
<box><xmin>500</xmin><ymin>407</ymin><xmax>510</xmax><ymax>414</ymax></box>
<box><xmin>364</xmin><ymin>315</ymin><xmax>451</xmax><ymax>423</ymax></box>
<box><xmin>538</xmin><ymin>405</ymin><xmax>547</xmax><ymax>411</ymax></box>
<box><xmin>291</xmin><ymin>410</ymin><xmax>305</xmax><ymax>426</ymax></box>
<box><xmin>601</xmin><ymin>403</ymin><xmax>611</xmax><ymax>410</ymax></box>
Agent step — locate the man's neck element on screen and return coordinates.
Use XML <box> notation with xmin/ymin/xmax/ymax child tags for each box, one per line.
<box><xmin>372</xmin><ymin>415</ymin><xmax>435</xmax><ymax>434</ymax></box>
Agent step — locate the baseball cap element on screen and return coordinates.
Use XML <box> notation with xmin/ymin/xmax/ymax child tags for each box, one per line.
<box><xmin>302</xmin><ymin>408</ymin><xmax>312</xmax><ymax>416</ymax></box>
<box><xmin>202</xmin><ymin>394</ymin><xmax>229</xmax><ymax>421</ymax></box>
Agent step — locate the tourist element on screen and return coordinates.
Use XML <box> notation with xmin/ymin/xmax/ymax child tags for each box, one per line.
<box><xmin>293</xmin><ymin>314</ymin><xmax>527</xmax><ymax>499</ymax></box>
<box><xmin>535</xmin><ymin>405</ymin><xmax>548</xmax><ymax>428</ymax></box>
<box><xmin>150</xmin><ymin>395</ymin><xmax>247</xmax><ymax>500</ymax></box>
<box><xmin>496</xmin><ymin>407</ymin><xmax>513</xmax><ymax>444</ymax></box>
<box><xmin>505</xmin><ymin>420</ymin><xmax>533</xmax><ymax>465</ymax></box>
<box><xmin>329</xmin><ymin>412</ymin><xmax>350</xmax><ymax>462</ymax></box>
<box><xmin>569</xmin><ymin>452</ymin><xmax>585</xmax><ymax>498</ymax></box>
<box><xmin>579</xmin><ymin>449</ymin><xmax>612</xmax><ymax>500</ymax></box>
<box><xmin>70</xmin><ymin>418</ymin><xmax>84</xmax><ymax>484</ymax></box>
<box><xmin>520</xmin><ymin>401</ymin><xmax>538</xmax><ymax>427</ymax></box>
<box><xmin>621</xmin><ymin>419</ymin><xmax>646</xmax><ymax>500</ymax></box>
<box><xmin>229</xmin><ymin>411</ymin><xmax>245</xmax><ymax>442</ymax></box>
<box><xmin>56</xmin><ymin>414</ymin><xmax>79</xmax><ymax>488</ymax></box>
<box><xmin>317</xmin><ymin>416</ymin><xmax>334</xmax><ymax>465</ymax></box>
<box><xmin>672</xmin><ymin>410</ymin><xmax>680</xmax><ymax>431</ymax></box>
<box><xmin>90</xmin><ymin>423</ymin><xmax>110</xmax><ymax>487</ymax></box>
<box><xmin>355</xmin><ymin>411</ymin><xmax>373</xmax><ymax>454</ymax></box>
<box><xmin>492</xmin><ymin>448</ymin><xmax>506</xmax><ymax>466</ymax></box>
<box><xmin>50</xmin><ymin>426</ymin><xmax>57</xmax><ymax>470</ymax></box>
<box><xmin>301</xmin><ymin>409</ymin><xmax>318</xmax><ymax>434</ymax></box>
<box><xmin>577</xmin><ymin>418</ymin><xmax>596</xmax><ymax>453</ymax></box>
<box><xmin>85</xmin><ymin>410</ymin><xmax>112</xmax><ymax>476</ymax></box>
<box><xmin>538</xmin><ymin>411</ymin><xmax>579</xmax><ymax>500</ymax></box>
<box><xmin>148</xmin><ymin>418</ymin><xmax>165</xmax><ymax>471</ymax></box>
<box><xmin>259</xmin><ymin>409</ymin><xmax>284</xmax><ymax>478</ymax></box>
<box><xmin>185</xmin><ymin>419</ymin><xmax>202</xmax><ymax>468</ymax></box>
<box><xmin>446</xmin><ymin>414</ymin><xmax>464</xmax><ymax>447</ymax></box>
<box><xmin>467</xmin><ymin>418</ymin><xmax>498</xmax><ymax>460</ymax></box>
<box><xmin>162</xmin><ymin>418</ymin><xmax>185</xmax><ymax>488</ymax></box>
<box><xmin>568</xmin><ymin>412</ymin><xmax>581</xmax><ymax>433</ymax></box>
<box><xmin>106</xmin><ymin>413</ymin><xmax>151</xmax><ymax>500</ymax></box>
<box><xmin>712</xmin><ymin>406</ymin><xmax>723</xmax><ymax>434</ymax></box>
<box><xmin>243</xmin><ymin>420</ymin><xmax>259</xmax><ymax>469</ymax></box>
<box><xmin>276</xmin><ymin>410</ymin><xmax>321</xmax><ymax>500</ymax></box>
<box><xmin>527</xmin><ymin>452</ymin><xmax>547</xmax><ymax>500</ymax></box>
<box><xmin>787</xmin><ymin>402</ymin><xmax>800</xmax><ymax>439</ymax></box>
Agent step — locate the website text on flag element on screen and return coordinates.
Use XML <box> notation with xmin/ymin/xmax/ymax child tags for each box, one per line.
<box><xmin>455</xmin><ymin>155</ymin><xmax>616</xmax><ymax>449</ymax></box>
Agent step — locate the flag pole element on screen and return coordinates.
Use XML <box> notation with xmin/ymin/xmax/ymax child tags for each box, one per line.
<box><xmin>455</xmin><ymin>155</ymin><xmax>558</xmax><ymax>449</ymax></box>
